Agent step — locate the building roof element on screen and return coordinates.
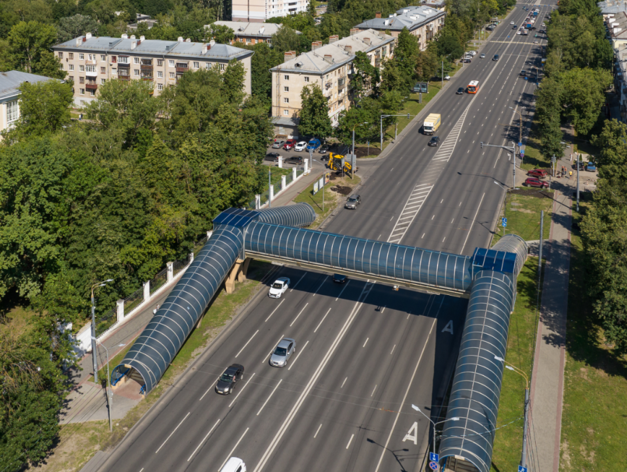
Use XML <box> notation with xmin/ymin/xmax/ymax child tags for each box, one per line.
<box><xmin>272</xmin><ymin>116</ymin><xmax>300</xmax><ymax>126</ymax></box>
<box><xmin>270</xmin><ymin>29</ymin><xmax>394</xmax><ymax>75</ymax></box>
<box><xmin>53</xmin><ymin>34</ymin><xmax>253</xmax><ymax>61</ymax></box>
<box><xmin>599</xmin><ymin>0</ymin><xmax>627</xmax><ymax>13</ymax></box>
<box><xmin>356</xmin><ymin>6</ymin><xmax>445</xmax><ymax>32</ymax></box>
<box><xmin>0</xmin><ymin>70</ymin><xmax>54</xmax><ymax>101</ymax></box>
<box><xmin>606</xmin><ymin>11</ymin><xmax>627</xmax><ymax>39</ymax></box>
<box><xmin>211</xmin><ymin>21</ymin><xmax>285</xmax><ymax>38</ymax></box>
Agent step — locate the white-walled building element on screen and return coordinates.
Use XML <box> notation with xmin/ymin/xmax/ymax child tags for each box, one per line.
<box><xmin>232</xmin><ymin>0</ymin><xmax>309</xmax><ymax>22</ymax></box>
<box><xmin>0</xmin><ymin>71</ymin><xmax>54</xmax><ymax>138</ymax></box>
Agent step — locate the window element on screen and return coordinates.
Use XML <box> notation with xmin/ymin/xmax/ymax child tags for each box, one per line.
<box><xmin>169</xmin><ymin>72</ymin><xmax>175</xmax><ymax>78</ymax></box>
<box><xmin>304</xmin><ymin>76</ymin><xmax>309</xmax><ymax>82</ymax></box>
<box><xmin>118</xmin><ymin>56</ymin><xmax>128</xmax><ymax>64</ymax></box>
<box><xmin>86</xmin><ymin>65</ymin><xmax>96</xmax><ymax>72</ymax></box>
<box><xmin>157</xmin><ymin>71</ymin><xmax>163</xmax><ymax>78</ymax></box>
<box><xmin>69</xmin><ymin>64</ymin><xmax>74</xmax><ymax>71</ymax></box>
<box><xmin>79</xmin><ymin>53</ymin><xmax>85</xmax><ymax>60</ymax></box>
<box><xmin>193</xmin><ymin>61</ymin><xmax>199</xmax><ymax>68</ymax></box>
<box><xmin>101</xmin><ymin>55</ymin><xmax>106</xmax><ymax>61</ymax></box>
<box><xmin>134</xmin><ymin>57</ymin><xmax>140</xmax><ymax>64</ymax></box>
<box><xmin>134</xmin><ymin>69</ymin><xmax>140</xmax><ymax>76</ymax></box>
<box><xmin>69</xmin><ymin>53</ymin><xmax>74</xmax><ymax>60</ymax></box>
<box><xmin>284</xmin><ymin>86</ymin><xmax>289</xmax><ymax>92</ymax></box>
<box><xmin>88</xmin><ymin>54</ymin><xmax>96</xmax><ymax>61</ymax></box>
<box><xmin>284</xmin><ymin>74</ymin><xmax>289</xmax><ymax>80</ymax></box>
<box><xmin>157</xmin><ymin>83</ymin><xmax>164</xmax><ymax>91</ymax></box>
<box><xmin>101</xmin><ymin>79</ymin><xmax>106</xmax><ymax>84</ymax></box>
<box><xmin>79</xmin><ymin>65</ymin><xmax>85</xmax><ymax>72</ymax></box>
<box><xmin>80</xmin><ymin>88</ymin><xmax>85</xmax><ymax>94</ymax></box>
<box><xmin>58</xmin><ymin>52</ymin><xmax>63</xmax><ymax>59</ymax></box>
<box><xmin>89</xmin><ymin>89</ymin><xmax>96</xmax><ymax>96</ymax></box>
<box><xmin>168</xmin><ymin>60</ymin><xmax>174</xmax><ymax>67</ymax></box>
<box><xmin>283</xmin><ymin>97</ymin><xmax>289</xmax><ymax>103</ymax></box>
<box><xmin>246</xmin><ymin>38</ymin><xmax>252</xmax><ymax>43</ymax></box>
<box><xmin>79</xmin><ymin>77</ymin><xmax>85</xmax><ymax>84</ymax></box>
<box><xmin>157</xmin><ymin>59</ymin><xmax>163</xmax><ymax>66</ymax></box>
<box><xmin>219</xmin><ymin>64</ymin><xmax>225</xmax><ymax>71</ymax></box>
<box><xmin>6</xmin><ymin>100</ymin><xmax>19</xmax><ymax>123</ymax></box>
<box><xmin>111</xmin><ymin>56</ymin><xmax>117</xmax><ymax>63</ymax></box>
<box><xmin>100</xmin><ymin>67</ymin><xmax>106</xmax><ymax>74</ymax></box>
<box><xmin>283</xmin><ymin>110</ymin><xmax>289</xmax><ymax>115</ymax></box>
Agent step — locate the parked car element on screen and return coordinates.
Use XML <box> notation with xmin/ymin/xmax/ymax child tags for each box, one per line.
<box><xmin>307</xmin><ymin>138</ymin><xmax>321</xmax><ymax>151</ymax></box>
<box><xmin>265</xmin><ymin>152</ymin><xmax>280</xmax><ymax>162</ymax></box>
<box><xmin>268</xmin><ymin>277</ymin><xmax>290</xmax><ymax>298</ymax></box>
<box><xmin>456</xmin><ymin>87</ymin><xmax>466</xmax><ymax>95</ymax></box>
<box><xmin>283</xmin><ymin>139</ymin><xmax>296</xmax><ymax>150</ymax></box>
<box><xmin>333</xmin><ymin>274</ymin><xmax>347</xmax><ymax>284</ymax></box>
<box><xmin>444</xmin><ymin>75</ymin><xmax>451</xmax><ymax>80</ymax></box>
<box><xmin>520</xmin><ymin>70</ymin><xmax>527</xmax><ymax>77</ymax></box>
<box><xmin>345</xmin><ymin>195</ymin><xmax>361</xmax><ymax>209</ymax></box>
<box><xmin>523</xmin><ymin>177</ymin><xmax>549</xmax><ymax>188</ymax></box>
<box><xmin>462</xmin><ymin>58</ymin><xmax>472</xmax><ymax>63</ymax></box>
<box><xmin>468</xmin><ymin>50</ymin><xmax>477</xmax><ymax>56</ymax></box>
<box><xmin>574</xmin><ymin>160</ymin><xmax>586</xmax><ymax>170</ymax></box>
<box><xmin>527</xmin><ymin>169</ymin><xmax>548</xmax><ymax>178</ymax></box>
<box><xmin>270</xmin><ymin>338</ymin><xmax>296</xmax><ymax>367</ymax></box>
<box><xmin>285</xmin><ymin>156</ymin><xmax>304</xmax><ymax>165</ymax></box>
<box><xmin>272</xmin><ymin>140</ymin><xmax>284</xmax><ymax>149</ymax></box>
<box><xmin>428</xmin><ymin>136</ymin><xmax>440</xmax><ymax>147</ymax></box>
<box><xmin>319</xmin><ymin>145</ymin><xmax>329</xmax><ymax>154</ymax></box>
<box><xmin>294</xmin><ymin>141</ymin><xmax>308</xmax><ymax>151</ymax></box>
<box><xmin>586</xmin><ymin>161</ymin><xmax>597</xmax><ymax>172</ymax></box>
<box><xmin>215</xmin><ymin>364</ymin><xmax>245</xmax><ymax>395</ymax></box>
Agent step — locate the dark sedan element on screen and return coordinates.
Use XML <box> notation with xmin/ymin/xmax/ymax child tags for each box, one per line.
<box><xmin>265</xmin><ymin>152</ymin><xmax>280</xmax><ymax>162</ymax></box>
<box><xmin>456</xmin><ymin>87</ymin><xmax>466</xmax><ymax>95</ymax></box>
<box><xmin>428</xmin><ymin>136</ymin><xmax>440</xmax><ymax>147</ymax></box>
<box><xmin>285</xmin><ymin>156</ymin><xmax>304</xmax><ymax>165</ymax></box>
<box><xmin>215</xmin><ymin>364</ymin><xmax>245</xmax><ymax>395</ymax></box>
<box><xmin>523</xmin><ymin>177</ymin><xmax>549</xmax><ymax>188</ymax></box>
<box><xmin>333</xmin><ymin>273</ymin><xmax>347</xmax><ymax>284</ymax></box>
<box><xmin>345</xmin><ymin>195</ymin><xmax>361</xmax><ymax>209</ymax></box>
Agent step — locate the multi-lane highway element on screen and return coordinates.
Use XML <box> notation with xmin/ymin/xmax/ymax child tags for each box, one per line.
<box><xmin>100</xmin><ymin>3</ymin><xmax>552</xmax><ymax>471</ymax></box>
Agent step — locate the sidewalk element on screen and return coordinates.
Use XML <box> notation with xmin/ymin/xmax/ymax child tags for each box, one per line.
<box><xmin>528</xmin><ymin>166</ymin><xmax>574</xmax><ymax>471</ymax></box>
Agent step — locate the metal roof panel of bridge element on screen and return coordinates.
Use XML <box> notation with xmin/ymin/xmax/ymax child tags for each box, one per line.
<box><xmin>213</xmin><ymin>208</ymin><xmax>260</xmax><ymax>228</ymax></box>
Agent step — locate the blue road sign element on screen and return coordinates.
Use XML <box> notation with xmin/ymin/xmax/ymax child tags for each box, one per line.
<box><xmin>430</xmin><ymin>453</ymin><xmax>439</xmax><ymax>462</ymax></box>
<box><xmin>518</xmin><ymin>466</ymin><xmax>528</xmax><ymax>472</ymax></box>
<box><xmin>502</xmin><ymin>217</ymin><xmax>507</xmax><ymax>228</ymax></box>
<box><xmin>518</xmin><ymin>142</ymin><xmax>523</xmax><ymax>147</ymax></box>
<box><xmin>429</xmin><ymin>461</ymin><xmax>439</xmax><ymax>470</ymax></box>
<box><xmin>520</xmin><ymin>149</ymin><xmax>525</xmax><ymax>154</ymax></box>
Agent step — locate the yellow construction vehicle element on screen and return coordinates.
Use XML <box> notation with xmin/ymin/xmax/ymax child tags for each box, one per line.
<box><xmin>327</xmin><ymin>153</ymin><xmax>354</xmax><ymax>175</ymax></box>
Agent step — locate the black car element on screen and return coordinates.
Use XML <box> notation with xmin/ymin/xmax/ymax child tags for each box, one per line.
<box><xmin>333</xmin><ymin>274</ymin><xmax>347</xmax><ymax>284</ymax></box>
<box><xmin>456</xmin><ymin>87</ymin><xmax>466</xmax><ymax>95</ymax></box>
<box><xmin>285</xmin><ymin>156</ymin><xmax>304</xmax><ymax>165</ymax></box>
<box><xmin>428</xmin><ymin>136</ymin><xmax>440</xmax><ymax>147</ymax></box>
<box><xmin>345</xmin><ymin>195</ymin><xmax>361</xmax><ymax>209</ymax></box>
<box><xmin>493</xmin><ymin>54</ymin><xmax>500</xmax><ymax>61</ymax></box>
<box><xmin>462</xmin><ymin>58</ymin><xmax>471</xmax><ymax>63</ymax></box>
<box><xmin>520</xmin><ymin>70</ymin><xmax>527</xmax><ymax>77</ymax></box>
<box><xmin>319</xmin><ymin>145</ymin><xmax>329</xmax><ymax>154</ymax></box>
<box><xmin>215</xmin><ymin>364</ymin><xmax>245</xmax><ymax>395</ymax></box>
<box><xmin>265</xmin><ymin>152</ymin><xmax>280</xmax><ymax>162</ymax></box>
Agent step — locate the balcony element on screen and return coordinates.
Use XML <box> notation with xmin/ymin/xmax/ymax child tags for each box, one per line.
<box><xmin>118</xmin><ymin>63</ymin><xmax>130</xmax><ymax>68</ymax></box>
<box><xmin>176</xmin><ymin>64</ymin><xmax>188</xmax><ymax>73</ymax></box>
<box><xmin>141</xmin><ymin>64</ymin><xmax>153</xmax><ymax>70</ymax></box>
<box><xmin>118</xmin><ymin>75</ymin><xmax>130</xmax><ymax>80</ymax></box>
<box><xmin>141</xmin><ymin>75</ymin><xmax>153</xmax><ymax>81</ymax></box>
<box><xmin>85</xmin><ymin>83</ymin><xmax>98</xmax><ymax>90</ymax></box>
<box><xmin>86</xmin><ymin>70</ymin><xmax>98</xmax><ymax>77</ymax></box>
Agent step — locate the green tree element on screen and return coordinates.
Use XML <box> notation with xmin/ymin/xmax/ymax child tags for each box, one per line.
<box><xmin>535</xmin><ymin>77</ymin><xmax>563</xmax><ymax>159</ymax></box>
<box><xmin>56</xmin><ymin>14</ymin><xmax>99</xmax><ymax>42</ymax></box>
<box><xmin>208</xmin><ymin>23</ymin><xmax>234</xmax><ymax>43</ymax></box>
<box><xmin>351</xmin><ymin>51</ymin><xmax>379</xmax><ymax>102</ymax></box>
<box><xmin>240</xmin><ymin>42</ymin><xmax>283</xmax><ymax>107</ymax></box>
<box><xmin>390</xmin><ymin>28</ymin><xmax>419</xmax><ymax>91</ymax></box>
<box><xmin>416</xmin><ymin>44</ymin><xmax>439</xmax><ymax>81</ymax></box>
<box><xmin>299</xmin><ymin>84</ymin><xmax>332</xmax><ymax>139</ymax></box>
<box><xmin>560</xmin><ymin>67</ymin><xmax>612</xmax><ymax>135</ymax></box>
<box><xmin>271</xmin><ymin>25</ymin><xmax>301</xmax><ymax>53</ymax></box>
<box><xmin>6</xmin><ymin>21</ymin><xmax>64</xmax><ymax>78</ymax></box>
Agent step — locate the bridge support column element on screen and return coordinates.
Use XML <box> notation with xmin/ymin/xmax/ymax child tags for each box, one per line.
<box><xmin>225</xmin><ymin>258</ymin><xmax>250</xmax><ymax>294</ymax></box>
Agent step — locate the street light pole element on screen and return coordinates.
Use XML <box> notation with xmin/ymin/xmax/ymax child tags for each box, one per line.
<box><xmin>91</xmin><ymin>279</ymin><xmax>113</xmax><ymax>384</ymax></box>
<box><xmin>380</xmin><ymin>114</ymin><xmax>413</xmax><ymax>151</ymax></box>
<box><xmin>495</xmin><ymin>356</ymin><xmax>530</xmax><ymax>469</ymax></box>
<box><xmin>576</xmin><ymin>153</ymin><xmax>580</xmax><ymax>212</ymax></box>
<box><xmin>508</xmin><ymin>106</ymin><xmax>523</xmax><ymax>155</ymax></box>
<box><xmin>93</xmin><ymin>337</ymin><xmax>113</xmax><ymax>432</ymax></box>
<box><xmin>268</xmin><ymin>168</ymin><xmax>272</xmax><ymax>208</ymax></box>
<box><xmin>412</xmin><ymin>405</ymin><xmax>460</xmax><ymax>458</ymax></box>
<box><xmin>481</xmin><ymin>141</ymin><xmax>517</xmax><ymax>189</ymax></box>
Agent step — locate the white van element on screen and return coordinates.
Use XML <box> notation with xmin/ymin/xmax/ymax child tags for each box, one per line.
<box><xmin>220</xmin><ymin>457</ymin><xmax>246</xmax><ymax>472</ymax></box>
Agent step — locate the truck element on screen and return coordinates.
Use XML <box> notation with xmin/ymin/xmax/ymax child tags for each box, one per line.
<box><xmin>423</xmin><ymin>113</ymin><xmax>441</xmax><ymax>135</ymax></box>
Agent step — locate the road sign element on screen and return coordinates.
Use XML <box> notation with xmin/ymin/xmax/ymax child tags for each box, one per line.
<box><xmin>518</xmin><ymin>142</ymin><xmax>523</xmax><ymax>147</ymax></box>
<box><xmin>502</xmin><ymin>217</ymin><xmax>507</xmax><ymax>228</ymax></box>
<box><xmin>518</xmin><ymin>466</ymin><xmax>528</xmax><ymax>472</ymax></box>
<box><xmin>520</xmin><ymin>149</ymin><xmax>525</xmax><ymax>155</ymax></box>
<box><xmin>429</xmin><ymin>461</ymin><xmax>439</xmax><ymax>470</ymax></box>
<box><xmin>430</xmin><ymin>453</ymin><xmax>439</xmax><ymax>462</ymax></box>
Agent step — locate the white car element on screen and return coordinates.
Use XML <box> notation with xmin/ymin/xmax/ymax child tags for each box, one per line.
<box><xmin>517</xmin><ymin>30</ymin><xmax>522</xmax><ymax>35</ymax></box>
<box><xmin>268</xmin><ymin>277</ymin><xmax>290</xmax><ymax>298</ymax></box>
<box><xmin>444</xmin><ymin>75</ymin><xmax>451</xmax><ymax>80</ymax></box>
<box><xmin>510</xmin><ymin>21</ymin><xmax>515</xmax><ymax>25</ymax></box>
<box><xmin>294</xmin><ymin>141</ymin><xmax>307</xmax><ymax>151</ymax></box>
<box><xmin>480</xmin><ymin>53</ymin><xmax>486</xmax><ymax>59</ymax></box>
<box><xmin>468</xmin><ymin>50</ymin><xmax>477</xmax><ymax>56</ymax></box>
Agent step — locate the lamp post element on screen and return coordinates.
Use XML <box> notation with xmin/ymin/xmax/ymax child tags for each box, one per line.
<box><xmin>91</xmin><ymin>279</ymin><xmax>113</xmax><ymax>384</ymax></box>
<box><xmin>480</xmin><ymin>141</ymin><xmax>517</xmax><ymax>189</ymax></box>
<box><xmin>93</xmin><ymin>337</ymin><xmax>113</xmax><ymax>432</ymax></box>
<box><xmin>411</xmin><ymin>404</ymin><xmax>460</xmax><ymax>458</ymax></box>
<box><xmin>268</xmin><ymin>168</ymin><xmax>272</xmax><ymax>208</ymax></box>
<box><xmin>576</xmin><ymin>153</ymin><xmax>580</xmax><ymax>212</ymax></box>
<box><xmin>494</xmin><ymin>356</ymin><xmax>530</xmax><ymax>469</ymax></box>
<box><xmin>508</xmin><ymin>106</ymin><xmax>523</xmax><ymax>158</ymax></box>
<box><xmin>380</xmin><ymin>113</ymin><xmax>412</xmax><ymax>150</ymax></box>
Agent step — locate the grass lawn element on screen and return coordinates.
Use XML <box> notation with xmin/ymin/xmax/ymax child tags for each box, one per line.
<box><xmin>492</xmin><ymin>191</ymin><xmax>552</xmax><ymax>245</ymax></box>
<box><xmin>559</xmin><ymin>200</ymin><xmax>627</xmax><ymax>471</ymax></box>
<box><xmin>41</xmin><ymin>260</ymin><xmax>272</xmax><ymax>472</ymax></box>
<box><xmin>520</xmin><ymin>120</ymin><xmax>551</xmax><ymax>171</ymax></box>
<box><xmin>294</xmin><ymin>173</ymin><xmax>361</xmax><ymax>228</ymax></box>
<box><xmin>490</xmin><ymin>258</ymin><xmax>542</xmax><ymax>471</ymax></box>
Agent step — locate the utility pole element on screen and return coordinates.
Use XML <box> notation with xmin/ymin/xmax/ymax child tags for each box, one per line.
<box><xmin>441</xmin><ymin>60</ymin><xmax>444</xmax><ymax>88</ymax></box>
<box><xmin>380</xmin><ymin>113</ymin><xmax>412</xmax><ymax>151</ymax></box>
<box><xmin>93</xmin><ymin>338</ymin><xmax>113</xmax><ymax>432</ymax></box>
<box><xmin>576</xmin><ymin>153</ymin><xmax>580</xmax><ymax>212</ymax></box>
<box><xmin>91</xmin><ymin>279</ymin><xmax>113</xmax><ymax>384</ymax></box>
<box><xmin>268</xmin><ymin>168</ymin><xmax>272</xmax><ymax>208</ymax></box>
<box><xmin>481</xmin><ymin>141</ymin><xmax>517</xmax><ymax>189</ymax></box>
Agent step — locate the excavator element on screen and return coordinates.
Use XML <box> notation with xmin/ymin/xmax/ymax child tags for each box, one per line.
<box><xmin>327</xmin><ymin>153</ymin><xmax>356</xmax><ymax>175</ymax></box>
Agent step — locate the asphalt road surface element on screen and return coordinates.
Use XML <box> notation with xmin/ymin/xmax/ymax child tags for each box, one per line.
<box><xmin>100</xmin><ymin>3</ymin><xmax>553</xmax><ymax>471</ymax></box>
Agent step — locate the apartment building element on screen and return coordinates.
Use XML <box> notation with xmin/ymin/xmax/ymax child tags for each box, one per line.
<box><xmin>232</xmin><ymin>0</ymin><xmax>309</xmax><ymax>22</ymax></box>
<box><xmin>210</xmin><ymin>21</ymin><xmax>284</xmax><ymax>45</ymax></box>
<box><xmin>0</xmin><ymin>71</ymin><xmax>54</xmax><ymax>138</ymax></box>
<box><xmin>270</xmin><ymin>29</ymin><xmax>395</xmax><ymax>128</ymax></box>
<box><xmin>356</xmin><ymin>6</ymin><xmax>446</xmax><ymax>51</ymax></box>
<box><xmin>52</xmin><ymin>33</ymin><xmax>253</xmax><ymax>107</ymax></box>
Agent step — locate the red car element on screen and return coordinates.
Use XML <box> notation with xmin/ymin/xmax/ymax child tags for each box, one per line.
<box><xmin>527</xmin><ymin>169</ymin><xmax>548</xmax><ymax>178</ymax></box>
<box><xmin>523</xmin><ymin>177</ymin><xmax>549</xmax><ymax>188</ymax></box>
<box><xmin>283</xmin><ymin>139</ymin><xmax>296</xmax><ymax>150</ymax></box>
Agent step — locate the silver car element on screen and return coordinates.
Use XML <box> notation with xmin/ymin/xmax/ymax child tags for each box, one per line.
<box><xmin>270</xmin><ymin>338</ymin><xmax>296</xmax><ymax>367</ymax></box>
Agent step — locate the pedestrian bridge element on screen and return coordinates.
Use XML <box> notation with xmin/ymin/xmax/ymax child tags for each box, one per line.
<box><xmin>111</xmin><ymin>204</ymin><xmax>527</xmax><ymax>472</ymax></box>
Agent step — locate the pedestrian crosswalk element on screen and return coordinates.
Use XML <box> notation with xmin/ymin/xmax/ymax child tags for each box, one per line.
<box><xmin>387</xmin><ymin>184</ymin><xmax>433</xmax><ymax>244</ymax></box>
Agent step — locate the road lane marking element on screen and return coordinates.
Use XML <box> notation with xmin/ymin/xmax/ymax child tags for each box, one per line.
<box><xmin>199</xmin><ymin>376</ymin><xmax>221</xmax><ymax>401</ymax></box>
<box><xmin>155</xmin><ymin>412</ymin><xmax>190</xmax><ymax>454</ymax></box>
<box><xmin>288</xmin><ymin>341</ymin><xmax>309</xmax><ymax>371</ymax></box>
<box><xmin>371</xmin><ymin>384</ymin><xmax>377</xmax><ymax>396</ymax></box>
<box><xmin>290</xmin><ymin>303</ymin><xmax>308</xmax><ymax>327</ymax></box>
<box><xmin>346</xmin><ymin>434</ymin><xmax>355</xmax><ymax>449</ymax></box>
<box><xmin>442</xmin><ymin>237</ymin><xmax>446</xmax><ymax>243</ymax></box>
<box><xmin>187</xmin><ymin>419</ymin><xmax>221</xmax><ymax>462</ymax></box>
<box><xmin>219</xmin><ymin>428</ymin><xmax>249</xmax><ymax>471</ymax></box>
<box><xmin>265</xmin><ymin>299</ymin><xmax>285</xmax><ymax>322</ymax></box>
<box><xmin>312</xmin><ymin>276</ymin><xmax>329</xmax><ymax>297</ymax></box>
<box><xmin>363</xmin><ymin>338</ymin><xmax>369</xmax><ymax>348</ymax></box>
<box><xmin>254</xmin><ymin>282</ymin><xmax>375</xmax><ymax>472</ymax></box>
<box><xmin>460</xmin><ymin>192</ymin><xmax>486</xmax><ymax>254</ymax></box>
<box><xmin>314</xmin><ymin>308</ymin><xmax>332</xmax><ymax>333</ymax></box>
<box><xmin>341</xmin><ymin>377</ymin><xmax>348</xmax><ymax>388</ymax></box>
<box><xmin>374</xmin><ymin>298</ymin><xmax>445</xmax><ymax>472</ymax></box>
<box><xmin>314</xmin><ymin>424</ymin><xmax>322</xmax><ymax>438</ymax></box>
<box><xmin>390</xmin><ymin>344</ymin><xmax>396</xmax><ymax>355</ymax></box>
<box><xmin>387</xmin><ymin>184</ymin><xmax>434</xmax><ymax>244</ymax></box>
<box><xmin>257</xmin><ymin>379</ymin><xmax>283</xmax><ymax>415</ymax></box>
<box><xmin>421</xmin><ymin>233</ymin><xmax>425</xmax><ymax>239</ymax></box>
<box><xmin>229</xmin><ymin>373</ymin><xmax>256</xmax><ymax>408</ymax></box>
<box><xmin>431</xmin><ymin>215</ymin><xmax>435</xmax><ymax>220</ymax></box>
<box><xmin>290</xmin><ymin>273</ymin><xmax>307</xmax><ymax>292</ymax></box>
<box><xmin>335</xmin><ymin>280</ymin><xmax>351</xmax><ymax>301</ymax></box>
<box><xmin>235</xmin><ymin>330</ymin><xmax>259</xmax><ymax>358</ymax></box>
<box><xmin>440</xmin><ymin>199</ymin><xmax>443</xmax><ymax>203</ymax></box>
<box><xmin>263</xmin><ymin>335</ymin><xmax>285</xmax><ymax>364</ymax></box>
